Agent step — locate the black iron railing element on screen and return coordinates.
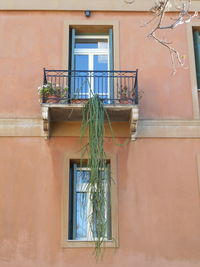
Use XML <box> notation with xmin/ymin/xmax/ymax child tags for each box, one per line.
<box><xmin>42</xmin><ymin>69</ymin><xmax>138</xmax><ymax>105</ymax></box>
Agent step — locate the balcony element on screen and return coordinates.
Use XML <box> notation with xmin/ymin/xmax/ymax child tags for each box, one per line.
<box><xmin>41</xmin><ymin>69</ymin><xmax>139</xmax><ymax>140</ymax></box>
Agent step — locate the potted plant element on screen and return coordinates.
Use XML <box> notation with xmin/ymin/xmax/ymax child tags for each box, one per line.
<box><xmin>38</xmin><ymin>83</ymin><xmax>68</xmax><ymax>104</ymax></box>
<box><xmin>119</xmin><ymin>85</ymin><xmax>133</xmax><ymax>104</ymax></box>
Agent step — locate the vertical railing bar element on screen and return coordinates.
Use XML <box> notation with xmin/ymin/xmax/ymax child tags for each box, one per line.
<box><xmin>98</xmin><ymin>73</ymin><xmax>100</xmax><ymax>97</ymax></box>
<box><xmin>119</xmin><ymin>72</ymin><xmax>121</xmax><ymax>102</ymax></box>
<box><xmin>128</xmin><ymin>76</ymin><xmax>130</xmax><ymax>103</ymax></box>
<box><xmin>78</xmin><ymin>72</ymin><xmax>80</xmax><ymax>99</ymax></box>
<box><xmin>86</xmin><ymin>72</ymin><xmax>87</xmax><ymax>99</ymax></box>
<box><xmin>90</xmin><ymin>71</ymin><xmax>92</xmax><ymax>97</ymax></box>
<box><xmin>106</xmin><ymin>71</ymin><xmax>108</xmax><ymax>103</ymax></box>
<box><xmin>101</xmin><ymin>74</ymin><xmax>103</xmax><ymax>99</ymax></box>
<box><xmin>86</xmin><ymin>72</ymin><xmax>88</xmax><ymax>99</ymax></box>
<box><xmin>83</xmin><ymin>72</ymin><xmax>85</xmax><ymax>100</ymax></box>
<box><xmin>64</xmin><ymin>73</ymin><xmax>65</xmax><ymax>100</ymax></box>
<box><xmin>113</xmin><ymin>71</ymin><xmax>115</xmax><ymax>103</ymax></box>
<box><xmin>105</xmin><ymin>72</ymin><xmax>107</xmax><ymax>102</ymax></box>
<box><xmin>116</xmin><ymin>72</ymin><xmax>118</xmax><ymax>103</ymax></box>
<box><xmin>64</xmin><ymin>73</ymin><xmax>66</xmax><ymax>100</ymax></box>
<box><xmin>76</xmin><ymin>70</ymin><xmax>78</xmax><ymax>99</ymax></box>
<box><xmin>103</xmin><ymin>74</ymin><xmax>104</xmax><ymax>101</ymax></box>
<box><xmin>124</xmin><ymin>74</ymin><xmax>126</xmax><ymax>102</ymax></box>
<box><xmin>43</xmin><ymin>68</ymin><xmax>47</xmax><ymax>103</ymax></box>
<box><xmin>98</xmin><ymin>75</ymin><xmax>99</xmax><ymax>98</ymax></box>
<box><xmin>53</xmin><ymin>74</ymin><xmax>55</xmax><ymax>90</ymax></box>
<box><xmin>55</xmin><ymin>75</ymin><xmax>57</xmax><ymax>97</ymax></box>
<box><xmin>85</xmin><ymin>72</ymin><xmax>86</xmax><ymax>99</ymax></box>
<box><xmin>80</xmin><ymin>72</ymin><xmax>82</xmax><ymax>99</ymax></box>
<box><xmin>67</xmin><ymin>71</ymin><xmax>68</xmax><ymax>101</ymax></box>
<box><xmin>81</xmin><ymin>75</ymin><xmax>83</xmax><ymax>99</ymax></box>
<box><xmin>131</xmin><ymin>74</ymin><xmax>134</xmax><ymax>104</ymax></box>
<box><xmin>58</xmin><ymin>74</ymin><xmax>61</xmax><ymax>98</ymax></box>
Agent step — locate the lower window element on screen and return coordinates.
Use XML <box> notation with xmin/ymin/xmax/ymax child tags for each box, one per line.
<box><xmin>193</xmin><ymin>29</ymin><xmax>200</xmax><ymax>89</ymax></box>
<box><xmin>68</xmin><ymin>161</ymin><xmax>112</xmax><ymax>241</ymax></box>
<box><xmin>62</xmin><ymin>155</ymin><xmax>118</xmax><ymax>248</ymax></box>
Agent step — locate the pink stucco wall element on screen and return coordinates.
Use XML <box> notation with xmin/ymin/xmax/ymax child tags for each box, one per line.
<box><xmin>1</xmin><ymin>10</ymin><xmax>199</xmax><ymax>267</ymax></box>
<box><xmin>1</xmin><ymin>137</ymin><xmax>200</xmax><ymax>267</ymax></box>
<box><xmin>0</xmin><ymin>11</ymin><xmax>193</xmax><ymax>119</ymax></box>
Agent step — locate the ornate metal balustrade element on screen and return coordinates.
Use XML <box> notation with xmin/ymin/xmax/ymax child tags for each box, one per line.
<box><xmin>42</xmin><ymin>69</ymin><xmax>138</xmax><ymax>105</ymax></box>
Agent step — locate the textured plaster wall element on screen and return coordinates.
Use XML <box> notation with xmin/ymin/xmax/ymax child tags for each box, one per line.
<box><xmin>0</xmin><ymin>11</ymin><xmax>193</xmax><ymax>119</ymax></box>
<box><xmin>0</xmin><ymin>9</ymin><xmax>199</xmax><ymax>267</ymax></box>
<box><xmin>0</xmin><ymin>137</ymin><xmax>200</xmax><ymax>267</ymax></box>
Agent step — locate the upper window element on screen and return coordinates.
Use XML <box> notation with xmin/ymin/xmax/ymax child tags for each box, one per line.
<box><xmin>193</xmin><ymin>29</ymin><xmax>200</xmax><ymax>89</ymax></box>
<box><xmin>69</xmin><ymin>28</ymin><xmax>113</xmax><ymax>101</ymax></box>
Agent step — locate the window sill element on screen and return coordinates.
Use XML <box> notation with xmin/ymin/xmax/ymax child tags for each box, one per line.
<box><xmin>62</xmin><ymin>239</ymin><xmax>118</xmax><ymax>248</ymax></box>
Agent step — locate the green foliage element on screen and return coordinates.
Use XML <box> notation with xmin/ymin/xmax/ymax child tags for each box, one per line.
<box><xmin>38</xmin><ymin>83</ymin><xmax>68</xmax><ymax>97</ymax></box>
<box><xmin>81</xmin><ymin>94</ymin><xmax>111</xmax><ymax>258</ymax></box>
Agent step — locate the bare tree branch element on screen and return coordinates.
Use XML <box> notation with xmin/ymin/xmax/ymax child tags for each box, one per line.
<box><xmin>125</xmin><ymin>0</ymin><xmax>198</xmax><ymax>74</ymax></box>
<box><xmin>145</xmin><ymin>0</ymin><xmax>198</xmax><ymax>74</ymax></box>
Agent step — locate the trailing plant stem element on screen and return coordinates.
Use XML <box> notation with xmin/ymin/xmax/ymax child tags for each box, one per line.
<box><xmin>81</xmin><ymin>95</ymin><xmax>110</xmax><ymax>258</ymax></box>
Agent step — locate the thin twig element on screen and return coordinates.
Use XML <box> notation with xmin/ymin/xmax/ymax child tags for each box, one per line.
<box><xmin>143</xmin><ymin>0</ymin><xmax>198</xmax><ymax>73</ymax></box>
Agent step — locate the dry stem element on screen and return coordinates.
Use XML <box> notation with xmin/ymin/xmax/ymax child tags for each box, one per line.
<box><xmin>146</xmin><ymin>0</ymin><xmax>198</xmax><ymax>74</ymax></box>
<box><xmin>125</xmin><ymin>0</ymin><xmax>198</xmax><ymax>74</ymax></box>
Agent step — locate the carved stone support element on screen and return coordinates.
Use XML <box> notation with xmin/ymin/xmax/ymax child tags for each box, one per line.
<box><xmin>41</xmin><ymin>106</ymin><xmax>50</xmax><ymax>139</ymax></box>
<box><xmin>40</xmin><ymin>104</ymin><xmax>139</xmax><ymax>140</ymax></box>
<box><xmin>130</xmin><ymin>107</ymin><xmax>139</xmax><ymax>141</ymax></box>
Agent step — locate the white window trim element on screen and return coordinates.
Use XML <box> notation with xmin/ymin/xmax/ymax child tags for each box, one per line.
<box><xmin>73</xmin><ymin>166</ymin><xmax>111</xmax><ymax>241</ymax></box>
<box><xmin>74</xmin><ymin>35</ymin><xmax>110</xmax><ymax>99</ymax></box>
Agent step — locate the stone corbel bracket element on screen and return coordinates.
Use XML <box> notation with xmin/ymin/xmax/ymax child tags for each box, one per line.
<box><xmin>41</xmin><ymin>106</ymin><xmax>50</xmax><ymax>139</ymax></box>
<box><xmin>130</xmin><ymin>107</ymin><xmax>139</xmax><ymax>141</ymax></box>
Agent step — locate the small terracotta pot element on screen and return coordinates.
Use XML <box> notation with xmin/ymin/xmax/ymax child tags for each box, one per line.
<box><xmin>45</xmin><ymin>95</ymin><xmax>60</xmax><ymax>104</ymax></box>
<box><xmin>119</xmin><ymin>99</ymin><xmax>132</xmax><ymax>104</ymax></box>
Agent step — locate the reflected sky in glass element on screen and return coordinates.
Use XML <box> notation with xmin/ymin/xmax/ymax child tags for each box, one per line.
<box><xmin>75</xmin><ymin>39</ymin><xmax>108</xmax><ymax>49</ymax></box>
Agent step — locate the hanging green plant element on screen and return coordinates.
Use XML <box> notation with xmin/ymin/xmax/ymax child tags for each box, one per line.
<box><xmin>80</xmin><ymin>94</ymin><xmax>111</xmax><ymax>258</ymax></box>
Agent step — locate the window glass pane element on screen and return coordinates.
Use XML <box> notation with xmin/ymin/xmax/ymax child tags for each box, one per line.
<box><xmin>69</xmin><ymin>163</ymin><xmax>111</xmax><ymax>241</ymax></box>
<box><xmin>94</xmin><ymin>54</ymin><xmax>108</xmax><ymax>70</ymax></box>
<box><xmin>76</xmin><ymin>193</ymin><xmax>88</xmax><ymax>239</ymax></box>
<box><xmin>74</xmin><ymin>55</ymin><xmax>89</xmax><ymax>96</ymax></box>
<box><xmin>77</xmin><ymin>170</ymin><xmax>90</xmax><ymax>184</ymax></box>
<box><xmin>75</xmin><ymin>55</ymin><xmax>88</xmax><ymax>70</ymax></box>
<box><xmin>75</xmin><ymin>38</ymin><xmax>108</xmax><ymax>49</ymax></box>
<box><xmin>93</xmin><ymin>55</ymin><xmax>108</xmax><ymax>95</ymax></box>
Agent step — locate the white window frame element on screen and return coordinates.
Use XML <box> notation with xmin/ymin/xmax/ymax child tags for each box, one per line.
<box><xmin>72</xmin><ymin>165</ymin><xmax>111</xmax><ymax>241</ymax></box>
<box><xmin>74</xmin><ymin>35</ymin><xmax>110</xmax><ymax>99</ymax></box>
